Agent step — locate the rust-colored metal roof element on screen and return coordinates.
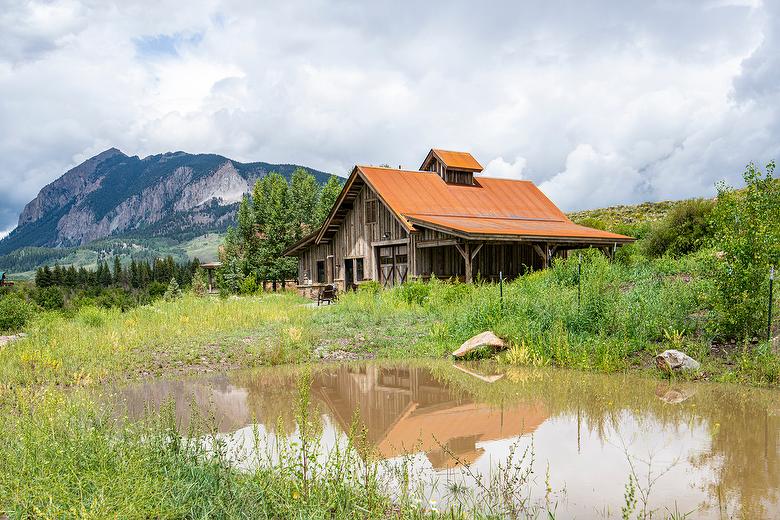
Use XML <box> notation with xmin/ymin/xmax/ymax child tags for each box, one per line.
<box><xmin>424</xmin><ymin>149</ymin><xmax>483</xmax><ymax>172</ymax></box>
<box><xmin>356</xmin><ymin>166</ymin><xmax>634</xmax><ymax>242</ymax></box>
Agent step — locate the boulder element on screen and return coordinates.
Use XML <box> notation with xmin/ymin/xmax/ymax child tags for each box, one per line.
<box><xmin>0</xmin><ymin>333</ymin><xmax>27</xmax><ymax>348</ymax></box>
<box><xmin>452</xmin><ymin>331</ymin><xmax>506</xmax><ymax>358</ymax></box>
<box><xmin>655</xmin><ymin>349</ymin><xmax>700</xmax><ymax>373</ymax></box>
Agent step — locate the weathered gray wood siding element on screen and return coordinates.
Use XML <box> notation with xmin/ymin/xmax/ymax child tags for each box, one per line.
<box><xmin>298</xmin><ymin>182</ymin><xmax>408</xmax><ymax>288</ymax></box>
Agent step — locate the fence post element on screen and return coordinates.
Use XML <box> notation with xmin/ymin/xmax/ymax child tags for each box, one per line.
<box><xmin>769</xmin><ymin>265</ymin><xmax>775</xmax><ymax>342</ymax></box>
<box><xmin>577</xmin><ymin>253</ymin><xmax>582</xmax><ymax>311</ymax></box>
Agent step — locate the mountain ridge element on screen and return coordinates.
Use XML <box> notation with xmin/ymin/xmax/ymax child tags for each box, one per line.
<box><xmin>0</xmin><ymin>148</ymin><xmax>335</xmax><ymax>255</ymax></box>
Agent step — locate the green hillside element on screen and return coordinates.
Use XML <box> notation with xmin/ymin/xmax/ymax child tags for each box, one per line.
<box><xmin>568</xmin><ymin>199</ymin><xmax>691</xmax><ymax>234</ymax></box>
<box><xmin>0</xmin><ymin>233</ymin><xmax>223</xmax><ymax>279</ymax></box>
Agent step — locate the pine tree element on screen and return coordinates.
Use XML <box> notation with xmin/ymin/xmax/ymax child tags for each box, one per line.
<box><xmin>191</xmin><ymin>267</ymin><xmax>208</xmax><ymax>297</ymax></box>
<box><xmin>163</xmin><ymin>277</ymin><xmax>182</xmax><ymax>301</ymax></box>
<box><xmin>113</xmin><ymin>256</ymin><xmax>123</xmax><ymax>286</ymax></box>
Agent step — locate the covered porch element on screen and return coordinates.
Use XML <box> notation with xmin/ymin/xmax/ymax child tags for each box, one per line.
<box><xmin>411</xmin><ymin>236</ymin><xmax>621</xmax><ymax>284</ymax></box>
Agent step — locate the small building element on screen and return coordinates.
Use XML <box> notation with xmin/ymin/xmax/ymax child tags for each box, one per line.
<box><xmin>285</xmin><ymin>148</ymin><xmax>633</xmax><ymax>294</ymax></box>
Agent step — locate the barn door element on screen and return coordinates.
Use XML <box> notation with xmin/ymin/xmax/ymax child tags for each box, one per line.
<box><xmin>379</xmin><ymin>247</ymin><xmax>395</xmax><ymax>288</ymax></box>
<box><xmin>394</xmin><ymin>245</ymin><xmax>408</xmax><ymax>285</ymax></box>
<box><xmin>378</xmin><ymin>244</ymin><xmax>408</xmax><ymax>287</ymax></box>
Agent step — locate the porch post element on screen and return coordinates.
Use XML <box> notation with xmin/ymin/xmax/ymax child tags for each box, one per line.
<box><xmin>464</xmin><ymin>243</ymin><xmax>473</xmax><ymax>283</ymax></box>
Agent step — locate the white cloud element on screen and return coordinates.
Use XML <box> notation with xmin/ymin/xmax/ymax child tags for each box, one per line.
<box><xmin>0</xmin><ymin>0</ymin><xmax>778</xmax><ymax>228</ymax></box>
<box><xmin>482</xmin><ymin>156</ymin><xmax>527</xmax><ymax>180</ymax></box>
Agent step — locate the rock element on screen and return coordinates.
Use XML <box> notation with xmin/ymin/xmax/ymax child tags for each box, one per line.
<box><xmin>655</xmin><ymin>349</ymin><xmax>701</xmax><ymax>373</ymax></box>
<box><xmin>452</xmin><ymin>331</ymin><xmax>506</xmax><ymax>358</ymax></box>
<box><xmin>0</xmin><ymin>333</ymin><xmax>27</xmax><ymax>347</ymax></box>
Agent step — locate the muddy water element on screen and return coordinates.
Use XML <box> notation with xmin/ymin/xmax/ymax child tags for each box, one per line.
<box><xmin>115</xmin><ymin>361</ymin><xmax>780</xmax><ymax>518</ymax></box>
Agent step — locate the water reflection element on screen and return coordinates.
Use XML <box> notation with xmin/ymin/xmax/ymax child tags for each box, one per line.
<box><xmin>115</xmin><ymin>361</ymin><xmax>780</xmax><ymax>518</ymax></box>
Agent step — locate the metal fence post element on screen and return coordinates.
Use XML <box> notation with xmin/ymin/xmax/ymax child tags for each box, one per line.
<box><xmin>770</xmin><ymin>265</ymin><xmax>775</xmax><ymax>342</ymax></box>
<box><xmin>577</xmin><ymin>253</ymin><xmax>582</xmax><ymax>311</ymax></box>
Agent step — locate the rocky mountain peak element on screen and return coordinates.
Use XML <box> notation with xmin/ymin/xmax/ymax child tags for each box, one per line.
<box><xmin>0</xmin><ymin>150</ymin><xmax>334</xmax><ymax>255</ymax></box>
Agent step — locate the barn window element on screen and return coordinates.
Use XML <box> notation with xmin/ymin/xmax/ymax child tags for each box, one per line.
<box><xmin>355</xmin><ymin>258</ymin><xmax>365</xmax><ymax>281</ymax></box>
<box><xmin>316</xmin><ymin>260</ymin><xmax>326</xmax><ymax>283</ymax></box>
<box><xmin>365</xmin><ymin>199</ymin><xmax>377</xmax><ymax>224</ymax></box>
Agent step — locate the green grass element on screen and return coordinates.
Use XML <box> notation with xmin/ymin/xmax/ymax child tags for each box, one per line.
<box><xmin>0</xmin><ymin>292</ymin><xmax>313</xmax><ymax>387</ymax></box>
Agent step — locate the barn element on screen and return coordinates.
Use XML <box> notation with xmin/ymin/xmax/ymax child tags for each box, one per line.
<box><xmin>285</xmin><ymin>148</ymin><xmax>633</xmax><ymax>294</ymax></box>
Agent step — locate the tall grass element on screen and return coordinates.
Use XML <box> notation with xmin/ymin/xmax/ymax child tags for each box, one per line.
<box><xmin>0</xmin><ymin>293</ymin><xmax>312</xmax><ymax>386</ymax></box>
<box><xmin>319</xmin><ymin>251</ymin><xmax>708</xmax><ymax>374</ymax></box>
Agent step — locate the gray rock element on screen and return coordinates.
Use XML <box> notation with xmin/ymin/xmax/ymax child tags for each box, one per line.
<box><xmin>0</xmin><ymin>333</ymin><xmax>27</xmax><ymax>347</ymax></box>
<box><xmin>452</xmin><ymin>331</ymin><xmax>506</xmax><ymax>358</ymax></box>
<box><xmin>655</xmin><ymin>349</ymin><xmax>700</xmax><ymax>373</ymax></box>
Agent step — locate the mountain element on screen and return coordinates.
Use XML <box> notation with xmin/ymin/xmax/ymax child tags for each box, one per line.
<box><xmin>0</xmin><ymin>149</ymin><xmax>334</xmax><ymax>255</ymax></box>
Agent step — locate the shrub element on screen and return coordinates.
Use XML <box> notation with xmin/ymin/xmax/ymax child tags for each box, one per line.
<box><xmin>94</xmin><ymin>288</ymin><xmax>136</xmax><ymax>311</ymax></box>
<box><xmin>641</xmin><ymin>199</ymin><xmax>715</xmax><ymax>258</ymax></box>
<box><xmin>148</xmin><ymin>281</ymin><xmax>167</xmax><ymax>299</ymax></box>
<box><xmin>395</xmin><ymin>279</ymin><xmax>431</xmax><ymax>306</ymax></box>
<box><xmin>239</xmin><ymin>276</ymin><xmax>259</xmax><ymax>295</ymax></box>
<box><xmin>709</xmin><ymin>162</ymin><xmax>780</xmax><ymax>338</ymax></box>
<box><xmin>357</xmin><ymin>280</ymin><xmax>381</xmax><ymax>295</ymax></box>
<box><xmin>33</xmin><ymin>286</ymin><xmax>65</xmax><ymax>310</ymax></box>
<box><xmin>77</xmin><ymin>306</ymin><xmax>106</xmax><ymax>328</ymax></box>
<box><xmin>0</xmin><ymin>295</ymin><xmax>36</xmax><ymax>332</ymax></box>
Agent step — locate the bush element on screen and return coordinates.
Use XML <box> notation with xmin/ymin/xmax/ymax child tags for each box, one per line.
<box><xmin>33</xmin><ymin>286</ymin><xmax>65</xmax><ymax>310</ymax></box>
<box><xmin>0</xmin><ymin>295</ymin><xmax>37</xmax><ymax>332</ymax></box>
<box><xmin>148</xmin><ymin>281</ymin><xmax>167</xmax><ymax>299</ymax></box>
<box><xmin>94</xmin><ymin>288</ymin><xmax>136</xmax><ymax>311</ymax></box>
<box><xmin>395</xmin><ymin>279</ymin><xmax>431</xmax><ymax>306</ymax></box>
<box><xmin>709</xmin><ymin>162</ymin><xmax>780</xmax><ymax>338</ymax></box>
<box><xmin>77</xmin><ymin>306</ymin><xmax>106</xmax><ymax>328</ymax></box>
<box><xmin>357</xmin><ymin>280</ymin><xmax>381</xmax><ymax>295</ymax></box>
<box><xmin>641</xmin><ymin>199</ymin><xmax>715</xmax><ymax>258</ymax></box>
<box><xmin>239</xmin><ymin>276</ymin><xmax>259</xmax><ymax>295</ymax></box>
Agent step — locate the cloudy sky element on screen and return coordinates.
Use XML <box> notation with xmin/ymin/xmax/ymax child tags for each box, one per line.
<box><xmin>1</xmin><ymin>0</ymin><xmax>778</xmax><ymax>237</ymax></box>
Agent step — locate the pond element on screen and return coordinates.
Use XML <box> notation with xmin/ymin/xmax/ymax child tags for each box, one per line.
<box><xmin>113</xmin><ymin>361</ymin><xmax>780</xmax><ymax>518</ymax></box>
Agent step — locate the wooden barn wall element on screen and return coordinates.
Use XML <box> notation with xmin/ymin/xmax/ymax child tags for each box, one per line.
<box><xmin>297</xmin><ymin>182</ymin><xmax>408</xmax><ymax>287</ymax></box>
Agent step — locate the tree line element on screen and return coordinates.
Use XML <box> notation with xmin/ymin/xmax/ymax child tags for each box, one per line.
<box><xmin>219</xmin><ymin>168</ymin><xmax>342</xmax><ymax>292</ymax></box>
<box><xmin>35</xmin><ymin>256</ymin><xmax>200</xmax><ymax>290</ymax></box>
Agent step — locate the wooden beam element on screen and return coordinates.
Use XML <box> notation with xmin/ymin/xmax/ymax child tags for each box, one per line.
<box><xmin>371</xmin><ymin>238</ymin><xmax>407</xmax><ymax>248</ymax></box>
<box><xmin>416</xmin><ymin>238</ymin><xmax>460</xmax><ymax>248</ymax></box>
<box><xmin>470</xmin><ymin>242</ymin><xmax>484</xmax><ymax>260</ymax></box>
<box><xmin>454</xmin><ymin>243</ymin><xmax>468</xmax><ymax>260</ymax></box>
<box><xmin>464</xmin><ymin>243</ymin><xmax>473</xmax><ymax>283</ymax></box>
<box><xmin>533</xmin><ymin>244</ymin><xmax>546</xmax><ymax>261</ymax></box>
